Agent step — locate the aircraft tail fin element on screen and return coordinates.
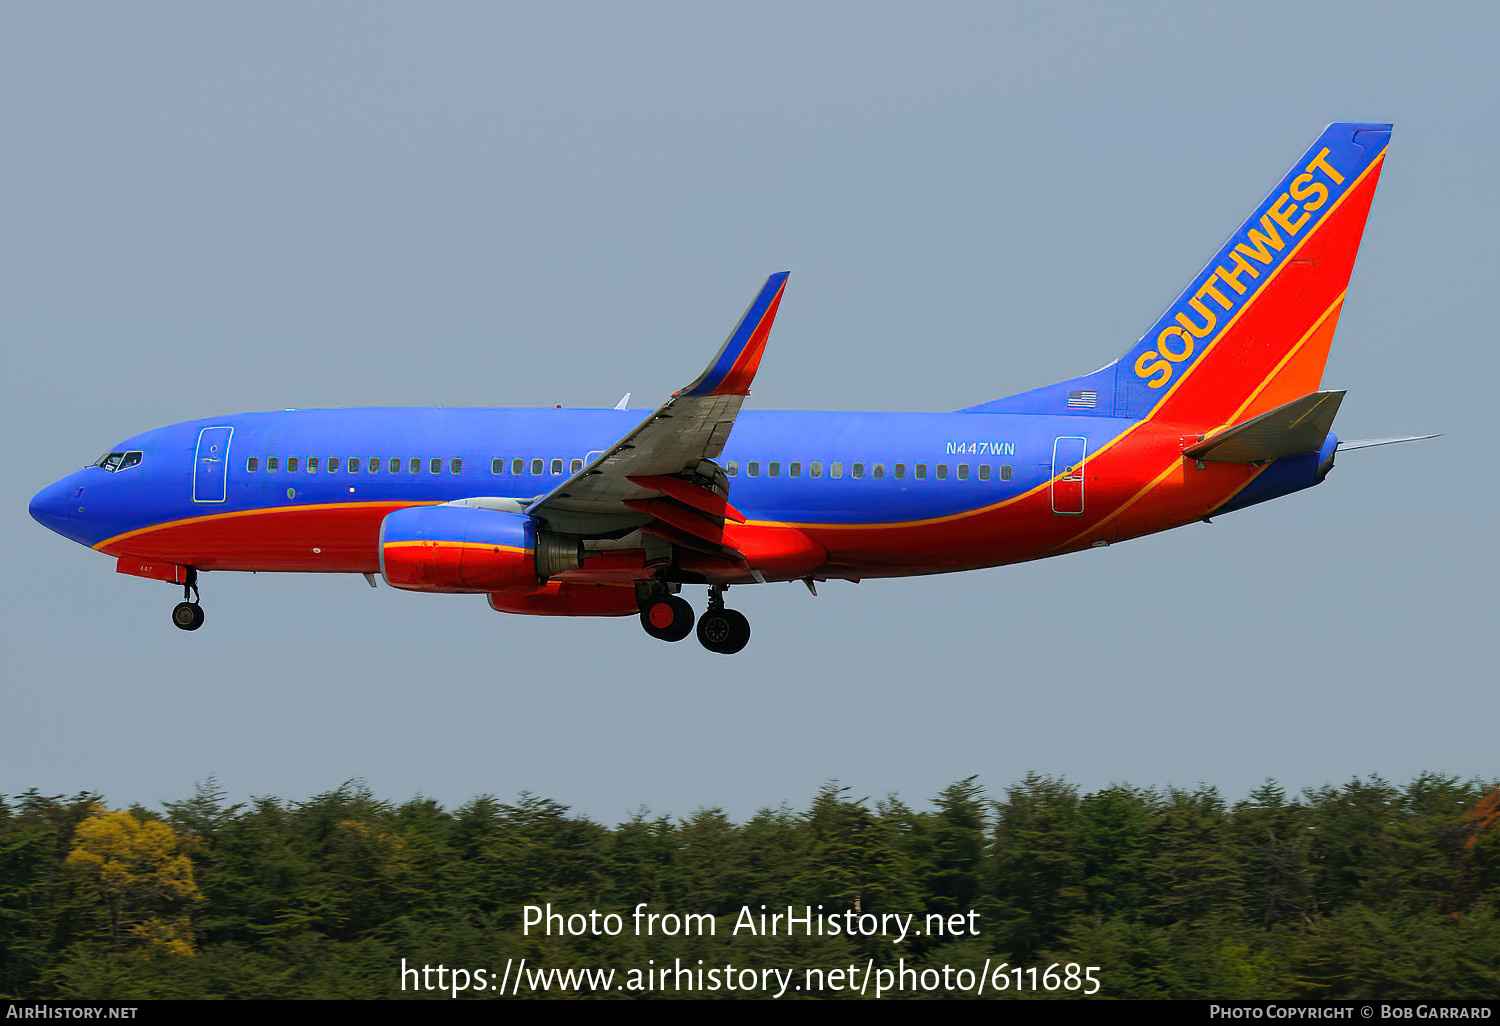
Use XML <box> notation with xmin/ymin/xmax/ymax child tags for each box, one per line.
<box><xmin>963</xmin><ymin>123</ymin><xmax>1391</xmax><ymax>428</ymax></box>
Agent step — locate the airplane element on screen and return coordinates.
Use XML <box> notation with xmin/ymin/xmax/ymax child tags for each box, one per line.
<box><xmin>29</xmin><ymin>122</ymin><xmax>1432</xmax><ymax>655</ymax></box>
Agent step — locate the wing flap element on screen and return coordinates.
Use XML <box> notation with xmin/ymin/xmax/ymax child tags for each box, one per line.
<box><xmin>628</xmin><ymin>474</ymin><xmax>746</xmax><ymax>523</ymax></box>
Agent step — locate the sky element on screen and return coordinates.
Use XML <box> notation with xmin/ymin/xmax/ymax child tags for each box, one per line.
<box><xmin>2</xmin><ymin>2</ymin><xmax>1494</xmax><ymax>824</ymax></box>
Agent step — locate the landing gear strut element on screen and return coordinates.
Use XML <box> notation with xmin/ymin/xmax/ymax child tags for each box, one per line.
<box><xmin>696</xmin><ymin>584</ymin><xmax>750</xmax><ymax>655</ymax></box>
<box><xmin>171</xmin><ymin>568</ymin><xmax>204</xmax><ymax>632</ymax></box>
<box><xmin>639</xmin><ymin>587</ymin><xmax>694</xmax><ymax>642</ymax></box>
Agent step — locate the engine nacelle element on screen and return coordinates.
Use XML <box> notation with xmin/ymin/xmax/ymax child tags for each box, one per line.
<box><xmin>379</xmin><ymin>505</ymin><xmax>582</xmax><ymax>593</ymax></box>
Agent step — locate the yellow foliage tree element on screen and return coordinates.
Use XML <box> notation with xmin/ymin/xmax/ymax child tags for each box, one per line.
<box><xmin>65</xmin><ymin>806</ymin><xmax>204</xmax><ymax>954</ymax></box>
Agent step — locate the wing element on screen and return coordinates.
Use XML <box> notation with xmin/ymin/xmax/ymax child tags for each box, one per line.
<box><xmin>525</xmin><ymin>272</ymin><xmax>789</xmax><ymax>555</ymax></box>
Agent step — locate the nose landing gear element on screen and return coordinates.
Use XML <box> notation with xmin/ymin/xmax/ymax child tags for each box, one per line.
<box><xmin>171</xmin><ymin>568</ymin><xmax>204</xmax><ymax>632</ymax></box>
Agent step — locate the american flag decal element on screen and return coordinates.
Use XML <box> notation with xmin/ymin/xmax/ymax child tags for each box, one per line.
<box><xmin>1067</xmin><ymin>390</ymin><xmax>1098</xmax><ymax>409</ymax></box>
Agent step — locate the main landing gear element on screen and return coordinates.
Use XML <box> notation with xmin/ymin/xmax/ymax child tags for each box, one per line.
<box><xmin>171</xmin><ymin>568</ymin><xmax>204</xmax><ymax>632</ymax></box>
<box><xmin>639</xmin><ymin>592</ymin><xmax>695</xmax><ymax>643</ymax></box>
<box><xmin>637</xmin><ymin>584</ymin><xmax>751</xmax><ymax>654</ymax></box>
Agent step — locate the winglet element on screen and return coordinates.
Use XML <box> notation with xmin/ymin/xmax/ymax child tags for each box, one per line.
<box><xmin>676</xmin><ymin>272</ymin><xmax>790</xmax><ymax>398</ymax></box>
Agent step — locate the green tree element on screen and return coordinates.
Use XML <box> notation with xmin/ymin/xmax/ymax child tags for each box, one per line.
<box><xmin>990</xmin><ymin>772</ymin><xmax>1084</xmax><ymax>958</ymax></box>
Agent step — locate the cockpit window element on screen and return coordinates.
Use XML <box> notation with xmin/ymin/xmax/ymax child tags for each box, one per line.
<box><xmin>92</xmin><ymin>451</ymin><xmax>143</xmax><ymax>473</ymax></box>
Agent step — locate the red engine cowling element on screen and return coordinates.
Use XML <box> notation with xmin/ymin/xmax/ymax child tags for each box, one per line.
<box><xmin>379</xmin><ymin>505</ymin><xmax>582</xmax><ymax>593</ymax></box>
<box><xmin>487</xmin><ymin>581</ymin><xmax>641</xmax><ymax>617</ymax></box>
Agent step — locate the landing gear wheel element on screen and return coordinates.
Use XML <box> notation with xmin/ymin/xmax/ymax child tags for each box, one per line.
<box><xmin>172</xmin><ymin>601</ymin><xmax>205</xmax><ymax>632</ymax></box>
<box><xmin>696</xmin><ymin>608</ymin><xmax>750</xmax><ymax>655</ymax></box>
<box><xmin>640</xmin><ymin>595</ymin><xmax>694</xmax><ymax>642</ymax></box>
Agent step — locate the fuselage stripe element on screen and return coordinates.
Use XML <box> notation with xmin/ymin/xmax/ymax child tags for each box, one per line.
<box><xmin>92</xmin><ymin>501</ymin><xmax>439</xmax><ymax>552</ymax></box>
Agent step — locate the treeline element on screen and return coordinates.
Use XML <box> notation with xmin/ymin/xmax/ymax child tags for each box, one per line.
<box><xmin>1</xmin><ymin>774</ymin><xmax>1497</xmax><ymax>999</ymax></box>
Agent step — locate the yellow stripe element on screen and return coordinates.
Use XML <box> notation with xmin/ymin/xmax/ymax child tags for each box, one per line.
<box><xmin>384</xmin><ymin>540</ymin><xmax>530</xmax><ymax>555</ymax></box>
<box><xmin>93</xmin><ymin>500</ymin><xmax>439</xmax><ymax>551</ymax></box>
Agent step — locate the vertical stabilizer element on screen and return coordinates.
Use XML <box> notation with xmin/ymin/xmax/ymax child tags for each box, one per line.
<box><xmin>962</xmin><ymin>124</ymin><xmax>1390</xmax><ymax>426</ymax></box>
<box><xmin>1117</xmin><ymin>122</ymin><xmax>1390</xmax><ymax>425</ymax></box>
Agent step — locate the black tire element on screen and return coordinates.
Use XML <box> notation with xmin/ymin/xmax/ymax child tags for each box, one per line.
<box><xmin>172</xmin><ymin>601</ymin><xmax>204</xmax><ymax>632</ymax></box>
<box><xmin>696</xmin><ymin>607</ymin><xmax>750</xmax><ymax>654</ymax></box>
<box><xmin>640</xmin><ymin>595</ymin><xmax>694</xmax><ymax>642</ymax></box>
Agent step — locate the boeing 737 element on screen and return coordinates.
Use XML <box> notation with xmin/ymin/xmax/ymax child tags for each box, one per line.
<box><xmin>30</xmin><ymin>123</ymin><xmax>1429</xmax><ymax>654</ymax></box>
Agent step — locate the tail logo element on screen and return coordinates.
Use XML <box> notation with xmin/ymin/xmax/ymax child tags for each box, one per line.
<box><xmin>1133</xmin><ymin>146</ymin><xmax>1348</xmax><ymax>390</ymax></box>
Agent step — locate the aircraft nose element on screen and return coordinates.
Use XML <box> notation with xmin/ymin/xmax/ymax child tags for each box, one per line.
<box><xmin>29</xmin><ymin>478</ymin><xmax>81</xmax><ymax>536</ymax></box>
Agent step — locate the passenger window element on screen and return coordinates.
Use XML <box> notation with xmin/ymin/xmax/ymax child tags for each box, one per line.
<box><xmin>308</xmin><ymin>457</ymin><xmax>319</xmax><ymax>473</ymax></box>
<box><xmin>513</xmin><ymin>458</ymin><xmax>524</xmax><ymax>475</ymax></box>
<box><xmin>531</xmin><ymin>459</ymin><xmax>543</xmax><ymax>476</ymax></box>
<box><xmin>748</xmin><ymin>462</ymin><xmax>759</xmax><ymax>477</ymax></box>
<box><xmin>452</xmin><ymin>458</ymin><xmax>463</xmax><ymax>474</ymax></box>
<box><xmin>370</xmin><ymin>457</ymin><xmax>380</xmax><ymax>473</ymax></box>
<box><xmin>268</xmin><ymin>457</ymin><xmax>279</xmax><ymax>471</ymax></box>
<box><xmin>873</xmin><ymin>464</ymin><xmax>884</xmax><ymax>479</ymax></box>
<box><xmin>430</xmin><ymin>458</ymin><xmax>441</xmax><ymax>474</ymax></box>
<box><xmin>936</xmin><ymin>465</ymin><xmax>948</xmax><ymax>480</ymax></box>
<box><xmin>894</xmin><ymin>464</ymin><xmax>906</xmax><ymax>479</ymax></box>
<box><xmin>727</xmin><ymin>461</ymin><xmax>738</xmax><ymax>476</ymax></box>
<box><xmin>1000</xmin><ymin>465</ymin><xmax>1012</xmax><ymax>481</ymax></box>
<box><xmin>550</xmin><ymin>458</ymin><xmax>562</xmax><ymax>476</ymax></box>
<box><xmin>852</xmin><ymin>463</ymin><xmax>864</xmax><ymax>479</ymax></box>
<box><xmin>979</xmin><ymin>464</ymin><xmax>991</xmax><ymax>481</ymax></box>
<box><xmin>769</xmin><ymin>461</ymin><xmax>780</xmax><ymax>477</ymax></box>
<box><xmin>830</xmin><ymin>462</ymin><xmax>843</xmax><ymax>479</ymax></box>
<box><xmin>492</xmin><ymin>458</ymin><xmax>505</xmax><ymax>475</ymax></box>
<box><xmin>957</xmin><ymin>464</ymin><xmax>969</xmax><ymax>480</ymax></box>
<box><xmin>348</xmin><ymin>457</ymin><xmax>360</xmax><ymax>473</ymax></box>
<box><xmin>246</xmin><ymin>457</ymin><xmax>258</xmax><ymax>472</ymax></box>
<box><xmin>570</xmin><ymin>458</ymin><xmax>582</xmax><ymax>474</ymax></box>
<box><xmin>288</xmin><ymin>457</ymin><xmax>299</xmax><ymax>473</ymax></box>
<box><xmin>389</xmin><ymin>458</ymin><xmax>400</xmax><ymax>473</ymax></box>
<box><xmin>915</xmin><ymin>464</ymin><xmax>927</xmax><ymax>479</ymax></box>
<box><xmin>810</xmin><ymin>462</ymin><xmax>822</xmax><ymax>478</ymax></box>
<box><xmin>790</xmin><ymin>462</ymin><xmax>801</xmax><ymax>477</ymax></box>
<box><xmin>409</xmin><ymin>458</ymin><xmax>421</xmax><ymax>473</ymax></box>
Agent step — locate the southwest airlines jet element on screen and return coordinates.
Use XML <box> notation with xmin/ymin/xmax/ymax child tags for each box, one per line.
<box><xmin>30</xmin><ymin>123</ymin><xmax>1428</xmax><ymax>654</ymax></box>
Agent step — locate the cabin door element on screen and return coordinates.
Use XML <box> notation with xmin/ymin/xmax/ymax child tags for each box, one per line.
<box><xmin>1051</xmin><ymin>436</ymin><xmax>1086</xmax><ymax>515</ymax></box>
<box><xmin>193</xmin><ymin>426</ymin><xmax>233</xmax><ymax>503</ymax></box>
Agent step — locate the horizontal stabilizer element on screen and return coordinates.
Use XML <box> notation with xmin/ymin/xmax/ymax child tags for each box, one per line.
<box><xmin>1183</xmin><ymin>391</ymin><xmax>1345</xmax><ymax>463</ymax></box>
<box><xmin>1338</xmin><ymin>433</ymin><xmax>1440</xmax><ymax>451</ymax></box>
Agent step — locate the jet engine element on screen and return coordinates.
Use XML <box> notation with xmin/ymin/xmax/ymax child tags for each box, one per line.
<box><xmin>379</xmin><ymin>505</ymin><xmax>582</xmax><ymax>593</ymax></box>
